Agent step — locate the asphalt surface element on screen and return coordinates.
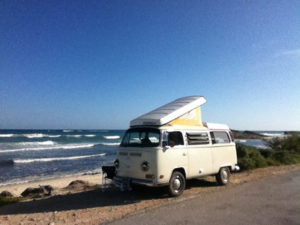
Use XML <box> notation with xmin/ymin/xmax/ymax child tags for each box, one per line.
<box><xmin>108</xmin><ymin>170</ymin><xmax>300</xmax><ymax>225</ymax></box>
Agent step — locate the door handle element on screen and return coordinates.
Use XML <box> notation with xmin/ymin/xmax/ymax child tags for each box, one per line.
<box><xmin>182</xmin><ymin>153</ymin><xmax>186</xmax><ymax>156</ymax></box>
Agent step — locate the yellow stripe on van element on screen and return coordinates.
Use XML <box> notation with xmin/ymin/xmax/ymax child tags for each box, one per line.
<box><xmin>169</xmin><ymin>107</ymin><xmax>203</xmax><ymax>126</ymax></box>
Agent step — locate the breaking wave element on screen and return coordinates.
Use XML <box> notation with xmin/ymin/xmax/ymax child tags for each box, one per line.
<box><xmin>63</xmin><ymin>130</ymin><xmax>74</xmax><ymax>133</ymax></box>
<box><xmin>18</xmin><ymin>141</ymin><xmax>56</xmax><ymax>146</ymax></box>
<box><xmin>48</xmin><ymin>135</ymin><xmax>61</xmax><ymax>138</ymax></box>
<box><xmin>23</xmin><ymin>133</ymin><xmax>46</xmax><ymax>138</ymax></box>
<box><xmin>0</xmin><ymin>143</ymin><xmax>96</xmax><ymax>153</ymax></box>
<box><xmin>0</xmin><ymin>134</ymin><xmax>15</xmax><ymax>138</ymax></box>
<box><xmin>103</xmin><ymin>135</ymin><xmax>120</xmax><ymax>140</ymax></box>
<box><xmin>22</xmin><ymin>134</ymin><xmax>62</xmax><ymax>138</ymax></box>
<box><xmin>66</xmin><ymin>135</ymin><xmax>82</xmax><ymax>138</ymax></box>
<box><xmin>99</xmin><ymin>142</ymin><xmax>120</xmax><ymax>146</ymax></box>
<box><xmin>13</xmin><ymin>153</ymin><xmax>106</xmax><ymax>164</ymax></box>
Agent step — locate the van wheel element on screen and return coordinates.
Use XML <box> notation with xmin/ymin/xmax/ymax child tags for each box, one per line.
<box><xmin>168</xmin><ymin>171</ymin><xmax>185</xmax><ymax>197</ymax></box>
<box><xmin>216</xmin><ymin>167</ymin><xmax>230</xmax><ymax>185</ymax></box>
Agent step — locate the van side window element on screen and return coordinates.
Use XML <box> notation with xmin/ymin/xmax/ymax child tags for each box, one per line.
<box><xmin>168</xmin><ymin>132</ymin><xmax>184</xmax><ymax>147</ymax></box>
<box><xmin>210</xmin><ymin>131</ymin><xmax>230</xmax><ymax>144</ymax></box>
<box><xmin>187</xmin><ymin>132</ymin><xmax>209</xmax><ymax>145</ymax></box>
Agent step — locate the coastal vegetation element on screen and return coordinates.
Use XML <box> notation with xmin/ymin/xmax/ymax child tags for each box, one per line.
<box><xmin>265</xmin><ymin>134</ymin><xmax>300</xmax><ymax>153</ymax></box>
<box><xmin>237</xmin><ymin>134</ymin><xmax>300</xmax><ymax>170</ymax></box>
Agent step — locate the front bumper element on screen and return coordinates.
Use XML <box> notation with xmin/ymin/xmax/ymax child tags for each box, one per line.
<box><xmin>233</xmin><ymin>164</ymin><xmax>240</xmax><ymax>172</ymax></box>
<box><xmin>113</xmin><ymin>176</ymin><xmax>157</xmax><ymax>187</ymax></box>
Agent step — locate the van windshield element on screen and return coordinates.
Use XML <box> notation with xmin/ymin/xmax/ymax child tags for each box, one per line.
<box><xmin>120</xmin><ymin>128</ymin><xmax>161</xmax><ymax>147</ymax></box>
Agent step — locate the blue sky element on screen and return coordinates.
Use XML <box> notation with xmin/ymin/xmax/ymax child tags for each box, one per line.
<box><xmin>0</xmin><ymin>1</ymin><xmax>299</xmax><ymax>130</ymax></box>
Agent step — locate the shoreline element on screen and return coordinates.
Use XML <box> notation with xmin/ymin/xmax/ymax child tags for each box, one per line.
<box><xmin>0</xmin><ymin>173</ymin><xmax>103</xmax><ymax>196</ymax></box>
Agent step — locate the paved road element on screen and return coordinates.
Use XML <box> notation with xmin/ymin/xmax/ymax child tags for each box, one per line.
<box><xmin>108</xmin><ymin>170</ymin><xmax>300</xmax><ymax>225</ymax></box>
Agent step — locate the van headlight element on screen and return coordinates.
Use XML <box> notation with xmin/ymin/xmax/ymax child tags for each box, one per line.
<box><xmin>141</xmin><ymin>161</ymin><xmax>150</xmax><ymax>171</ymax></box>
<box><xmin>114</xmin><ymin>159</ymin><xmax>119</xmax><ymax>168</ymax></box>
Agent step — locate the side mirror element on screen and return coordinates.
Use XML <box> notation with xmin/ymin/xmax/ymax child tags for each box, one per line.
<box><xmin>162</xmin><ymin>141</ymin><xmax>168</xmax><ymax>147</ymax></box>
<box><xmin>211</xmin><ymin>138</ymin><xmax>216</xmax><ymax>144</ymax></box>
<box><xmin>163</xmin><ymin>145</ymin><xmax>171</xmax><ymax>150</ymax></box>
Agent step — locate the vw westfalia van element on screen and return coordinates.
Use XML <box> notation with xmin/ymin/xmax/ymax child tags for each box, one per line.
<box><xmin>103</xmin><ymin>96</ymin><xmax>239</xmax><ymax>196</ymax></box>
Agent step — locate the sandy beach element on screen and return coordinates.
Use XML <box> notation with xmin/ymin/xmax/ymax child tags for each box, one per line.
<box><xmin>0</xmin><ymin>173</ymin><xmax>103</xmax><ymax>196</ymax></box>
<box><xmin>0</xmin><ymin>164</ymin><xmax>299</xmax><ymax>225</ymax></box>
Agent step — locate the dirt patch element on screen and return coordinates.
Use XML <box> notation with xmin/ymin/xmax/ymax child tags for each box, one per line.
<box><xmin>0</xmin><ymin>164</ymin><xmax>299</xmax><ymax>225</ymax></box>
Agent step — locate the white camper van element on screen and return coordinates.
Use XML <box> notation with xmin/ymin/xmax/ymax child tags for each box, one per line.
<box><xmin>103</xmin><ymin>96</ymin><xmax>239</xmax><ymax>196</ymax></box>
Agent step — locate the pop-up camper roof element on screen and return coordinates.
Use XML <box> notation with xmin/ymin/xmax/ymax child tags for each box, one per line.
<box><xmin>130</xmin><ymin>96</ymin><xmax>206</xmax><ymax>127</ymax></box>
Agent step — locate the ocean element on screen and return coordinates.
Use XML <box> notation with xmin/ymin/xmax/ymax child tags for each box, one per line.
<box><xmin>0</xmin><ymin>129</ymin><xmax>285</xmax><ymax>186</ymax></box>
<box><xmin>0</xmin><ymin>129</ymin><xmax>124</xmax><ymax>186</ymax></box>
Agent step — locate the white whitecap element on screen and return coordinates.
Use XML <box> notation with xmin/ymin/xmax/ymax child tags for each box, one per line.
<box><xmin>103</xmin><ymin>135</ymin><xmax>120</xmax><ymax>140</ymax></box>
<box><xmin>18</xmin><ymin>141</ymin><xmax>56</xmax><ymax>146</ymax></box>
<box><xmin>23</xmin><ymin>133</ymin><xmax>45</xmax><ymax>138</ymax></box>
<box><xmin>48</xmin><ymin>135</ymin><xmax>61</xmax><ymax>138</ymax></box>
<box><xmin>14</xmin><ymin>153</ymin><xmax>106</xmax><ymax>164</ymax></box>
<box><xmin>63</xmin><ymin>130</ymin><xmax>74</xmax><ymax>133</ymax></box>
<box><xmin>0</xmin><ymin>143</ymin><xmax>95</xmax><ymax>153</ymax></box>
<box><xmin>0</xmin><ymin>134</ymin><xmax>14</xmax><ymax>138</ymax></box>
<box><xmin>66</xmin><ymin>135</ymin><xmax>82</xmax><ymax>138</ymax></box>
<box><xmin>85</xmin><ymin>134</ymin><xmax>96</xmax><ymax>137</ymax></box>
<box><xmin>99</xmin><ymin>142</ymin><xmax>120</xmax><ymax>146</ymax></box>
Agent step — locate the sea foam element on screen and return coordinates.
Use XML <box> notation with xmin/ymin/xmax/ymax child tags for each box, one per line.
<box><xmin>66</xmin><ymin>135</ymin><xmax>82</xmax><ymax>138</ymax></box>
<box><xmin>85</xmin><ymin>134</ymin><xmax>96</xmax><ymax>137</ymax></box>
<box><xmin>18</xmin><ymin>141</ymin><xmax>56</xmax><ymax>146</ymax></box>
<box><xmin>23</xmin><ymin>133</ymin><xmax>46</xmax><ymax>138</ymax></box>
<box><xmin>0</xmin><ymin>143</ymin><xmax>95</xmax><ymax>153</ymax></box>
<box><xmin>0</xmin><ymin>134</ymin><xmax>15</xmax><ymax>138</ymax></box>
<box><xmin>63</xmin><ymin>130</ymin><xmax>74</xmax><ymax>133</ymax></box>
<box><xmin>14</xmin><ymin>153</ymin><xmax>106</xmax><ymax>164</ymax></box>
<box><xmin>99</xmin><ymin>142</ymin><xmax>120</xmax><ymax>146</ymax></box>
<box><xmin>103</xmin><ymin>135</ymin><xmax>120</xmax><ymax>139</ymax></box>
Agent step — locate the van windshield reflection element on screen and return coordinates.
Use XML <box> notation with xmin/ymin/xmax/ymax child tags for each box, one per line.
<box><xmin>121</xmin><ymin>128</ymin><xmax>160</xmax><ymax>147</ymax></box>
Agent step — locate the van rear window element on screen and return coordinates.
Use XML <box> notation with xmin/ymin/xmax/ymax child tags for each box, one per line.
<box><xmin>187</xmin><ymin>132</ymin><xmax>209</xmax><ymax>145</ymax></box>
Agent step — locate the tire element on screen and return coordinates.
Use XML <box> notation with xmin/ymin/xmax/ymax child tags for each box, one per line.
<box><xmin>168</xmin><ymin>171</ymin><xmax>186</xmax><ymax>197</ymax></box>
<box><xmin>216</xmin><ymin>167</ymin><xmax>230</xmax><ymax>185</ymax></box>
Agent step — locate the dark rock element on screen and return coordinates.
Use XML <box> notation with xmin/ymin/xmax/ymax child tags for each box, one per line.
<box><xmin>0</xmin><ymin>190</ymin><xmax>14</xmax><ymax>197</ymax></box>
<box><xmin>21</xmin><ymin>185</ymin><xmax>53</xmax><ymax>198</ymax></box>
<box><xmin>68</xmin><ymin>180</ymin><xmax>87</xmax><ymax>186</ymax></box>
<box><xmin>231</xmin><ymin>130</ymin><xmax>266</xmax><ymax>139</ymax></box>
<box><xmin>65</xmin><ymin>180</ymin><xmax>90</xmax><ymax>191</ymax></box>
<box><xmin>284</xmin><ymin>131</ymin><xmax>300</xmax><ymax>135</ymax></box>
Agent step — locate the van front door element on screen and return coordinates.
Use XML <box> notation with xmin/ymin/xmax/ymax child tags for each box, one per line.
<box><xmin>164</xmin><ymin>131</ymin><xmax>188</xmax><ymax>173</ymax></box>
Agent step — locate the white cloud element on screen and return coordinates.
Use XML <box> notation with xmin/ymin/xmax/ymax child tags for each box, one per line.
<box><xmin>275</xmin><ymin>48</ymin><xmax>300</xmax><ymax>57</ymax></box>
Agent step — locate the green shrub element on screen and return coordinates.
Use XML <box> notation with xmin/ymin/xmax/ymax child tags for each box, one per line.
<box><xmin>272</xmin><ymin>151</ymin><xmax>300</xmax><ymax>165</ymax></box>
<box><xmin>236</xmin><ymin>143</ymin><xmax>300</xmax><ymax>171</ymax></box>
<box><xmin>236</xmin><ymin>144</ymin><xmax>267</xmax><ymax>170</ymax></box>
<box><xmin>265</xmin><ymin>134</ymin><xmax>300</xmax><ymax>153</ymax></box>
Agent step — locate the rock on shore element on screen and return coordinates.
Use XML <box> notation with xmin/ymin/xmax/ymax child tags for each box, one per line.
<box><xmin>21</xmin><ymin>185</ymin><xmax>53</xmax><ymax>198</ymax></box>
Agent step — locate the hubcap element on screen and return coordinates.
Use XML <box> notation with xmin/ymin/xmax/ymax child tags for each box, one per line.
<box><xmin>222</xmin><ymin>170</ymin><xmax>228</xmax><ymax>183</ymax></box>
<box><xmin>173</xmin><ymin>176</ymin><xmax>181</xmax><ymax>193</ymax></box>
